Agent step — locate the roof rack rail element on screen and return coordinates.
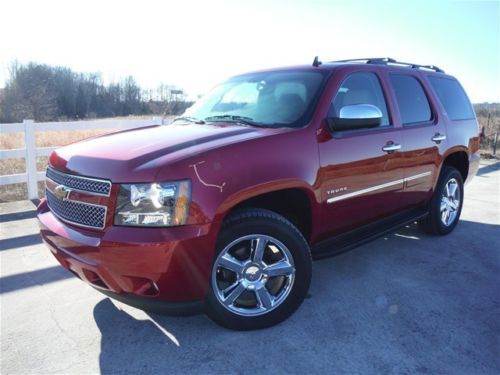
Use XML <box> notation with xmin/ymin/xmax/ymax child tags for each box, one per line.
<box><xmin>330</xmin><ymin>57</ymin><xmax>445</xmax><ymax>73</ymax></box>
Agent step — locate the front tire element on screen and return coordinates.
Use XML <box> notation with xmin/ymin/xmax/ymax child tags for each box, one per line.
<box><xmin>205</xmin><ymin>208</ymin><xmax>312</xmax><ymax>330</ymax></box>
<box><xmin>419</xmin><ymin>166</ymin><xmax>464</xmax><ymax>235</ymax></box>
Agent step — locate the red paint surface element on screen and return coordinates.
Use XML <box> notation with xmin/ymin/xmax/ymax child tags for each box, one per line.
<box><xmin>38</xmin><ymin>63</ymin><xmax>480</xmax><ymax>303</ymax></box>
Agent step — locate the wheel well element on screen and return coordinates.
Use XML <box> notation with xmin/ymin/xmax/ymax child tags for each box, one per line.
<box><xmin>229</xmin><ymin>189</ymin><xmax>312</xmax><ymax>243</ymax></box>
<box><xmin>443</xmin><ymin>151</ymin><xmax>469</xmax><ymax>182</ymax></box>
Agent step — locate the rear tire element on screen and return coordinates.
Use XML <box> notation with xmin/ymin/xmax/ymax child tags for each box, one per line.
<box><xmin>419</xmin><ymin>166</ymin><xmax>464</xmax><ymax>235</ymax></box>
<box><xmin>205</xmin><ymin>208</ymin><xmax>312</xmax><ymax>330</ymax></box>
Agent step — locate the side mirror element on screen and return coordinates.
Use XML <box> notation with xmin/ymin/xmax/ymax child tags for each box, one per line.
<box><xmin>327</xmin><ymin>104</ymin><xmax>383</xmax><ymax>132</ymax></box>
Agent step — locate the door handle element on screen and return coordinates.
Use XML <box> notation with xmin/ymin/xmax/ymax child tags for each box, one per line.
<box><xmin>432</xmin><ymin>134</ymin><xmax>447</xmax><ymax>143</ymax></box>
<box><xmin>382</xmin><ymin>143</ymin><xmax>401</xmax><ymax>153</ymax></box>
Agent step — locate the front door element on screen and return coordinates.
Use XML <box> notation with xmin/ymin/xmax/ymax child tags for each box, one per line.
<box><xmin>318</xmin><ymin>70</ymin><xmax>405</xmax><ymax>239</ymax></box>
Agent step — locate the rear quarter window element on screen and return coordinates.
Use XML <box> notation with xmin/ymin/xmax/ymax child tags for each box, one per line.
<box><xmin>428</xmin><ymin>76</ymin><xmax>475</xmax><ymax>121</ymax></box>
<box><xmin>389</xmin><ymin>74</ymin><xmax>432</xmax><ymax>125</ymax></box>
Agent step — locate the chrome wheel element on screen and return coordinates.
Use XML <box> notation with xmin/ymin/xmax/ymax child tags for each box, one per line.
<box><xmin>440</xmin><ymin>178</ymin><xmax>461</xmax><ymax>226</ymax></box>
<box><xmin>211</xmin><ymin>234</ymin><xmax>296</xmax><ymax>317</ymax></box>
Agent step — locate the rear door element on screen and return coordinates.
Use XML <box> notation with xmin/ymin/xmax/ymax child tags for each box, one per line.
<box><xmin>317</xmin><ymin>69</ymin><xmax>405</xmax><ymax>239</ymax></box>
<box><xmin>385</xmin><ymin>71</ymin><xmax>447</xmax><ymax>207</ymax></box>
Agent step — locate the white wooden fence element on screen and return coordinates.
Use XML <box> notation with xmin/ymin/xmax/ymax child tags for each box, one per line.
<box><xmin>1</xmin><ymin>117</ymin><xmax>165</xmax><ymax>200</ymax></box>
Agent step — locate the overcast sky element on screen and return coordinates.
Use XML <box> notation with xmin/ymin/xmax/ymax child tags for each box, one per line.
<box><xmin>0</xmin><ymin>0</ymin><xmax>498</xmax><ymax>102</ymax></box>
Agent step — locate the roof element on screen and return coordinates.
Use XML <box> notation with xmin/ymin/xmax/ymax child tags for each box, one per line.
<box><xmin>230</xmin><ymin>57</ymin><xmax>450</xmax><ymax>79</ymax></box>
<box><xmin>320</xmin><ymin>57</ymin><xmax>445</xmax><ymax>73</ymax></box>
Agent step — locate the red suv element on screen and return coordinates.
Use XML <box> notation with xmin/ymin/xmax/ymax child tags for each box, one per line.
<box><xmin>38</xmin><ymin>58</ymin><xmax>480</xmax><ymax>330</ymax></box>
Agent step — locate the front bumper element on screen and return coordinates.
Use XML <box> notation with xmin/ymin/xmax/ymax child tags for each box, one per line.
<box><xmin>37</xmin><ymin>199</ymin><xmax>218</xmax><ymax>308</ymax></box>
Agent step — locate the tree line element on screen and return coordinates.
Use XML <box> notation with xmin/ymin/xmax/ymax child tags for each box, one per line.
<box><xmin>0</xmin><ymin>62</ymin><xmax>193</xmax><ymax>123</ymax></box>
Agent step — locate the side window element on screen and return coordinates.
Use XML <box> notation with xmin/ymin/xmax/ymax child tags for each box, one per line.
<box><xmin>390</xmin><ymin>74</ymin><xmax>432</xmax><ymax>125</ymax></box>
<box><xmin>428</xmin><ymin>76</ymin><xmax>475</xmax><ymax>121</ymax></box>
<box><xmin>330</xmin><ymin>72</ymin><xmax>390</xmax><ymax>127</ymax></box>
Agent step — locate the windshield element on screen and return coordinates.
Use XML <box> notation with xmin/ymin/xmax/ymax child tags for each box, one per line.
<box><xmin>182</xmin><ymin>70</ymin><xmax>327</xmax><ymax>128</ymax></box>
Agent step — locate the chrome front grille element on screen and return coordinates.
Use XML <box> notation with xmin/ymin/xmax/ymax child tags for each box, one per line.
<box><xmin>45</xmin><ymin>168</ymin><xmax>110</xmax><ymax>229</ymax></box>
<box><xmin>46</xmin><ymin>167</ymin><xmax>111</xmax><ymax>196</ymax></box>
<box><xmin>46</xmin><ymin>190</ymin><xmax>107</xmax><ymax>229</ymax></box>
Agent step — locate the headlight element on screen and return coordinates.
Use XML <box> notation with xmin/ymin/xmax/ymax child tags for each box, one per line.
<box><xmin>114</xmin><ymin>180</ymin><xmax>191</xmax><ymax>227</ymax></box>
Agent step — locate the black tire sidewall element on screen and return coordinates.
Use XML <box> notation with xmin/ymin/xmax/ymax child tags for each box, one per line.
<box><xmin>205</xmin><ymin>209</ymin><xmax>312</xmax><ymax>330</ymax></box>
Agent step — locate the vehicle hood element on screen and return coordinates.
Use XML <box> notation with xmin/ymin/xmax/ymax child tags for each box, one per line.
<box><xmin>49</xmin><ymin>123</ymin><xmax>269</xmax><ymax>182</ymax></box>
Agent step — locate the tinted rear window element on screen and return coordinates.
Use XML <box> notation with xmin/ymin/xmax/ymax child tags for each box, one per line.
<box><xmin>390</xmin><ymin>74</ymin><xmax>432</xmax><ymax>125</ymax></box>
<box><xmin>428</xmin><ymin>77</ymin><xmax>475</xmax><ymax>121</ymax></box>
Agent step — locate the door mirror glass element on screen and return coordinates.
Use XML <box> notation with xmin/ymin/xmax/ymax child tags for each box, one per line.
<box><xmin>327</xmin><ymin>104</ymin><xmax>383</xmax><ymax>132</ymax></box>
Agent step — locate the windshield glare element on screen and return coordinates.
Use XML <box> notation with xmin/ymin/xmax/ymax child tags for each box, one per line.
<box><xmin>183</xmin><ymin>71</ymin><xmax>325</xmax><ymax>128</ymax></box>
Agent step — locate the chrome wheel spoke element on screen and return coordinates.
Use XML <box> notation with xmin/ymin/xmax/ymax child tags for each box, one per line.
<box><xmin>448</xmin><ymin>181</ymin><xmax>458</xmax><ymax>198</ymax></box>
<box><xmin>222</xmin><ymin>281</ymin><xmax>240</xmax><ymax>295</ymax></box>
<box><xmin>223</xmin><ymin>282</ymin><xmax>246</xmax><ymax>306</ymax></box>
<box><xmin>440</xmin><ymin>199</ymin><xmax>448</xmax><ymax>213</ymax></box>
<box><xmin>219</xmin><ymin>254</ymin><xmax>245</xmax><ymax>274</ymax></box>
<box><xmin>212</xmin><ymin>234</ymin><xmax>295</xmax><ymax>317</ymax></box>
<box><xmin>265</xmin><ymin>260</ymin><xmax>294</xmax><ymax>277</ymax></box>
<box><xmin>449</xmin><ymin>200</ymin><xmax>458</xmax><ymax>210</ymax></box>
<box><xmin>255</xmin><ymin>287</ymin><xmax>274</xmax><ymax>309</ymax></box>
<box><xmin>445</xmin><ymin>183</ymin><xmax>451</xmax><ymax>198</ymax></box>
<box><xmin>441</xmin><ymin>209</ymin><xmax>449</xmax><ymax>224</ymax></box>
<box><xmin>252</xmin><ymin>237</ymin><xmax>267</xmax><ymax>263</ymax></box>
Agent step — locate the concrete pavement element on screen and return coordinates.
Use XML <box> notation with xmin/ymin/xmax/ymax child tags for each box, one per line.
<box><xmin>1</xmin><ymin>161</ymin><xmax>499</xmax><ymax>374</ymax></box>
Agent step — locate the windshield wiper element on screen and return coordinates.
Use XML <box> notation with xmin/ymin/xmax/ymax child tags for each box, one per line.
<box><xmin>172</xmin><ymin>116</ymin><xmax>205</xmax><ymax>124</ymax></box>
<box><xmin>204</xmin><ymin>115</ymin><xmax>265</xmax><ymax>127</ymax></box>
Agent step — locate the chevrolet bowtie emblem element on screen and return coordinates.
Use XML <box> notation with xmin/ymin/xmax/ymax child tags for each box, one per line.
<box><xmin>54</xmin><ymin>185</ymin><xmax>71</xmax><ymax>201</ymax></box>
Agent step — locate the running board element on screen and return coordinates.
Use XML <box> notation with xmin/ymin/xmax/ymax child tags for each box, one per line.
<box><xmin>311</xmin><ymin>208</ymin><xmax>429</xmax><ymax>260</ymax></box>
